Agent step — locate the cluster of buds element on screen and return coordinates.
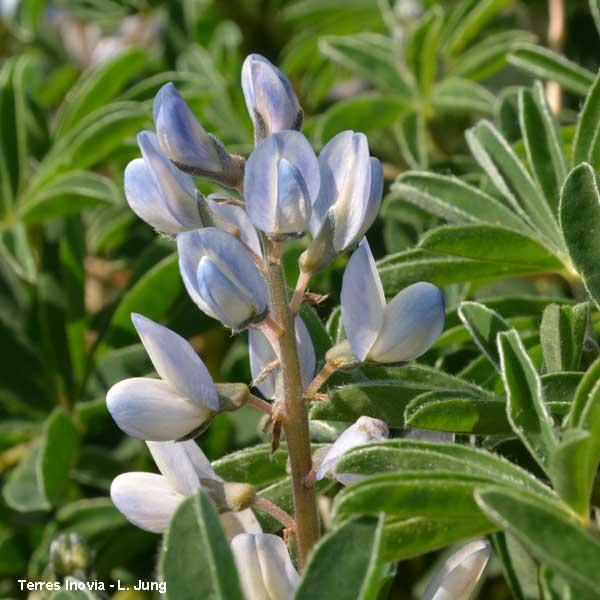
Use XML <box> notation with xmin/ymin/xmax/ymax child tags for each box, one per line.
<box><xmin>106</xmin><ymin>51</ymin><xmax>467</xmax><ymax>598</ymax></box>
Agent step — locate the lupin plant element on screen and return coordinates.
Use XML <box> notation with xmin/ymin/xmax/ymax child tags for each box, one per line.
<box><xmin>100</xmin><ymin>52</ymin><xmax>493</xmax><ymax>599</ymax></box>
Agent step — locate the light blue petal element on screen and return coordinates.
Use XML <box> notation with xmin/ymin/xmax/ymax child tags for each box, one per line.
<box><xmin>124</xmin><ymin>158</ymin><xmax>182</xmax><ymax>234</ymax></box>
<box><xmin>356</xmin><ymin>157</ymin><xmax>383</xmax><ymax>240</ymax></box>
<box><xmin>341</xmin><ymin>238</ymin><xmax>385</xmax><ymax>361</ymax></box>
<box><xmin>106</xmin><ymin>378</ymin><xmax>212</xmax><ymax>441</ymax></box>
<box><xmin>207</xmin><ymin>195</ymin><xmax>262</xmax><ymax>256</ymax></box>
<box><xmin>132</xmin><ymin>313</ymin><xmax>218</xmax><ymax>410</ymax></box>
<box><xmin>368</xmin><ymin>282</ymin><xmax>445</xmax><ymax>363</ymax></box>
<box><xmin>137</xmin><ymin>131</ymin><xmax>201</xmax><ymax>230</ymax></box>
<box><xmin>275</xmin><ymin>158</ymin><xmax>311</xmax><ymax>234</ymax></box>
<box><xmin>197</xmin><ymin>257</ymin><xmax>262</xmax><ymax>329</ymax></box>
<box><xmin>154</xmin><ymin>83</ymin><xmax>220</xmax><ymax>171</ymax></box>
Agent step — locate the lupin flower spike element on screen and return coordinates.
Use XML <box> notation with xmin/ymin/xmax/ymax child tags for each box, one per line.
<box><xmin>244</xmin><ymin>131</ymin><xmax>320</xmax><ymax>238</ymax></box>
<box><xmin>340</xmin><ymin>238</ymin><xmax>445</xmax><ymax>363</ymax></box>
<box><xmin>124</xmin><ymin>131</ymin><xmax>204</xmax><ymax>234</ymax></box>
<box><xmin>300</xmin><ymin>131</ymin><xmax>383</xmax><ymax>274</ymax></box>
<box><xmin>231</xmin><ymin>533</ymin><xmax>299</xmax><ymax>600</ymax></box>
<box><xmin>242</xmin><ymin>53</ymin><xmax>303</xmax><ymax>143</ymax></box>
<box><xmin>153</xmin><ymin>83</ymin><xmax>244</xmax><ymax>188</ymax></box>
<box><xmin>111</xmin><ymin>441</ymin><xmax>260</xmax><ymax>535</ymax></box>
<box><xmin>249</xmin><ymin>316</ymin><xmax>315</xmax><ymax>399</ymax></box>
<box><xmin>178</xmin><ymin>227</ymin><xmax>270</xmax><ymax>330</ymax></box>
<box><xmin>316</xmin><ymin>416</ymin><xmax>389</xmax><ymax>483</ymax></box>
<box><xmin>106</xmin><ymin>314</ymin><xmax>220</xmax><ymax>441</ymax></box>
<box><xmin>421</xmin><ymin>539</ymin><xmax>491</xmax><ymax>600</ymax></box>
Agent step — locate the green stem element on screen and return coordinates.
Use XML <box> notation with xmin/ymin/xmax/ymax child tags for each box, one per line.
<box><xmin>263</xmin><ymin>239</ymin><xmax>319</xmax><ymax>568</ymax></box>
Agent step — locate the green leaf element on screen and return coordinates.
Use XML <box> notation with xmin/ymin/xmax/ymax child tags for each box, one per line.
<box><xmin>310</xmin><ymin>364</ymin><xmax>484</xmax><ymax>424</ymax></box>
<box><xmin>540</xmin><ymin>303</ymin><xmax>588</xmax><ymax>373</ymax></box>
<box><xmin>104</xmin><ymin>253</ymin><xmax>182</xmax><ymax>347</ymax></box>
<box><xmin>159</xmin><ymin>488</ymin><xmax>244</xmax><ymax>600</ymax></box>
<box><xmin>404</xmin><ymin>391</ymin><xmax>509</xmax><ymax>434</ymax></box>
<box><xmin>573</xmin><ymin>72</ymin><xmax>600</xmax><ymax>169</ymax></box>
<box><xmin>392</xmin><ymin>171</ymin><xmax>530</xmax><ymax>232</ymax></box>
<box><xmin>3</xmin><ymin>408</ymin><xmax>78</xmax><ymax>512</ymax></box>
<box><xmin>568</xmin><ymin>358</ymin><xmax>600</xmax><ymax>427</ymax></box>
<box><xmin>498</xmin><ymin>330</ymin><xmax>557</xmax><ymax>469</ymax></box>
<box><xmin>212</xmin><ymin>445</ymin><xmax>289</xmax><ymax>488</ymax></box>
<box><xmin>319</xmin><ymin>34</ymin><xmax>413</xmax><ymax>95</ymax></box>
<box><xmin>458</xmin><ymin>301</ymin><xmax>510</xmax><ymax>369</ymax></box>
<box><xmin>419</xmin><ymin>225</ymin><xmax>562</xmax><ymax>269</ymax></box>
<box><xmin>335</xmin><ymin>439</ymin><xmax>555</xmax><ymax>499</ymax></box>
<box><xmin>295</xmin><ymin>516</ymin><xmax>385</xmax><ymax>600</ymax></box>
<box><xmin>559</xmin><ymin>163</ymin><xmax>600</xmax><ymax>309</ymax></box>
<box><xmin>378</xmin><ymin>249</ymin><xmax>545</xmax><ymax>293</ymax></box>
<box><xmin>382</xmin><ymin>516</ymin><xmax>496</xmax><ymax>562</ymax></box>
<box><xmin>431</xmin><ymin>77</ymin><xmax>495</xmax><ymax>115</ymax></box>
<box><xmin>466</xmin><ymin>120</ymin><xmax>563</xmax><ymax>249</ymax></box>
<box><xmin>548</xmin><ymin>429</ymin><xmax>591</xmax><ymax>517</ymax></box>
<box><xmin>518</xmin><ymin>83</ymin><xmax>567</xmax><ymax>215</ymax></box>
<box><xmin>448</xmin><ymin>30</ymin><xmax>537</xmax><ymax>81</ymax></box>
<box><xmin>492</xmin><ymin>532</ymin><xmax>540</xmax><ymax>600</ymax></box>
<box><xmin>396</xmin><ymin>110</ymin><xmax>427</xmax><ymax>169</ymax></box>
<box><xmin>407</xmin><ymin>7</ymin><xmax>443</xmax><ymax>97</ymax></box>
<box><xmin>317</xmin><ymin>94</ymin><xmax>408</xmax><ymax>144</ymax></box>
<box><xmin>508</xmin><ymin>45</ymin><xmax>594</xmax><ymax>96</ymax></box>
<box><xmin>443</xmin><ymin>0</ymin><xmax>514</xmax><ymax>56</ymax></box>
<box><xmin>592</xmin><ymin>0</ymin><xmax>600</xmax><ymax>39</ymax></box>
<box><xmin>19</xmin><ymin>171</ymin><xmax>120</xmax><ymax>223</ymax></box>
<box><xmin>55</xmin><ymin>49</ymin><xmax>148</xmax><ymax>135</ymax></box>
<box><xmin>476</xmin><ymin>486</ymin><xmax>600</xmax><ymax>595</ymax></box>
<box><xmin>333</xmin><ymin>471</ymin><xmax>494</xmax><ymax>523</ymax></box>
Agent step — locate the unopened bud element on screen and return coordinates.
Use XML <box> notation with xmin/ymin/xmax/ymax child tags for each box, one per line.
<box><xmin>216</xmin><ymin>383</ymin><xmax>250</xmax><ymax>411</ymax></box>
<box><xmin>50</xmin><ymin>533</ymin><xmax>91</xmax><ymax>578</ymax></box>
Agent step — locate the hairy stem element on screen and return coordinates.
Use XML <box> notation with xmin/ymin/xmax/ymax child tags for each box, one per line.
<box><xmin>254</xmin><ymin>497</ymin><xmax>296</xmax><ymax>531</ymax></box>
<box><xmin>263</xmin><ymin>238</ymin><xmax>319</xmax><ymax>568</ymax></box>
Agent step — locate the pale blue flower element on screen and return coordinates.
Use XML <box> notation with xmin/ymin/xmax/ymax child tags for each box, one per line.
<box><xmin>153</xmin><ymin>83</ymin><xmax>243</xmax><ymax>187</ymax></box>
<box><xmin>244</xmin><ymin>131</ymin><xmax>319</xmax><ymax>238</ymax></box>
<box><xmin>124</xmin><ymin>131</ymin><xmax>202</xmax><ymax>234</ymax></box>
<box><xmin>106</xmin><ymin>314</ymin><xmax>219</xmax><ymax>441</ymax></box>
<box><xmin>249</xmin><ymin>316</ymin><xmax>315</xmax><ymax>399</ymax></box>
<box><xmin>341</xmin><ymin>238</ymin><xmax>445</xmax><ymax>363</ymax></box>
<box><xmin>310</xmin><ymin>131</ymin><xmax>383</xmax><ymax>253</ymax></box>
<box><xmin>178</xmin><ymin>228</ymin><xmax>269</xmax><ymax>330</ymax></box>
<box><xmin>242</xmin><ymin>54</ymin><xmax>303</xmax><ymax>142</ymax></box>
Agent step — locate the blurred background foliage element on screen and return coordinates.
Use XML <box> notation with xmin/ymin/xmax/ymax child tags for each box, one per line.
<box><xmin>2</xmin><ymin>0</ymin><xmax>600</xmax><ymax>598</ymax></box>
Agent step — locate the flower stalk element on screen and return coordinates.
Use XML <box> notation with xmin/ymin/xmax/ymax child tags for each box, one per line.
<box><xmin>263</xmin><ymin>237</ymin><xmax>319</xmax><ymax>568</ymax></box>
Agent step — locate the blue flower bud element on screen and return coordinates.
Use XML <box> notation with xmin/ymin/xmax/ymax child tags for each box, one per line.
<box><xmin>153</xmin><ymin>83</ymin><xmax>244</xmax><ymax>187</ymax></box>
<box><xmin>341</xmin><ymin>238</ymin><xmax>445</xmax><ymax>363</ymax></box>
<box><xmin>242</xmin><ymin>54</ymin><xmax>303</xmax><ymax>142</ymax></box>
<box><xmin>178</xmin><ymin>228</ymin><xmax>269</xmax><ymax>330</ymax></box>
<box><xmin>244</xmin><ymin>131</ymin><xmax>319</xmax><ymax>238</ymax></box>
<box><xmin>300</xmin><ymin>131</ymin><xmax>383</xmax><ymax>273</ymax></box>
<box><xmin>124</xmin><ymin>131</ymin><xmax>203</xmax><ymax>234</ymax></box>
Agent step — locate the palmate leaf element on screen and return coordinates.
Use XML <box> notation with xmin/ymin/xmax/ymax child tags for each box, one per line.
<box><xmin>430</xmin><ymin>77</ymin><xmax>495</xmax><ymax>115</ymax></box>
<box><xmin>396</xmin><ymin>110</ymin><xmax>428</xmax><ymax>169</ymax></box>
<box><xmin>407</xmin><ymin>7</ymin><xmax>443</xmax><ymax>97</ymax></box>
<box><xmin>294</xmin><ymin>516</ymin><xmax>385</xmax><ymax>600</ymax></box>
<box><xmin>572</xmin><ymin>72</ymin><xmax>600</xmax><ymax>170</ymax></box>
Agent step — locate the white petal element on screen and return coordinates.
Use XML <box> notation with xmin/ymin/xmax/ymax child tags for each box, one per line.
<box><xmin>110</xmin><ymin>472</ymin><xmax>184</xmax><ymax>533</ymax></box>
<box><xmin>369</xmin><ymin>282</ymin><xmax>445</xmax><ymax>363</ymax></box>
<box><xmin>132</xmin><ymin>313</ymin><xmax>218</xmax><ymax>410</ymax></box>
<box><xmin>316</xmin><ymin>416</ymin><xmax>389</xmax><ymax>480</ymax></box>
<box><xmin>231</xmin><ymin>533</ymin><xmax>298</xmax><ymax>600</ymax></box>
<box><xmin>145</xmin><ymin>440</ymin><xmax>218</xmax><ymax>497</ymax></box>
<box><xmin>207</xmin><ymin>194</ymin><xmax>262</xmax><ymax>256</ymax></box>
<box><xmin>341</xmin><ymin>238</ymin><xmax>385</xmax><ymax>361</ymax></box>
<box><xmin>124</xmin><ymin>158</ymin><xmax>182</xmax><ymax>234</ymax></box>
<box><xmin>221</xmin><ymin>508</ymin><xmax>263</xmax><ymax>539</ymax></box>
<box><xmin>106</xmin><ymin>378</ymin><xmax>213</xmax><ymax>441</ymax></box>
<box><xmin>421</xmin><ymin>540</ymin><xmax>491</xmax><ymax>600</ymax></box>
<box><xmin>356</xmin><ymin>157</ymin><xmax>383</xmax><ymax>239</ymax></box>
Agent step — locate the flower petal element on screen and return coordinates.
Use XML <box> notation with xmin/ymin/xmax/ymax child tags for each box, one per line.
<box><xmin>421</xmin><ymin>540</ymin><xmax>491</xmax><ymax>600</ymax></box>
<box><xmin>368</xmin><ymin>282</ymin><xmax>445</xmax><ymax>363</ymax></box>
<box><xmin>106</xmin><ymin>378</ymin><xmax>213</xmax><ymax>441</ymax></box>
<box><xmin>316</xmin><ymin>416</ymin><xmax>389</xmax><ymax>481</ymax></box>
<box><xmin>132</xmin><ymin>313</ymin><xmax>218</xmax><ymax>410</ymax></box>
<box><xmin>341</xmin><ymin>238</ymin><xmax>385</xmax><ymax>361</ymax></box>
<box><xmin>110</xmin><ymin>472</ymin><xmax>184</xmax><ymax>533</ymax></box>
